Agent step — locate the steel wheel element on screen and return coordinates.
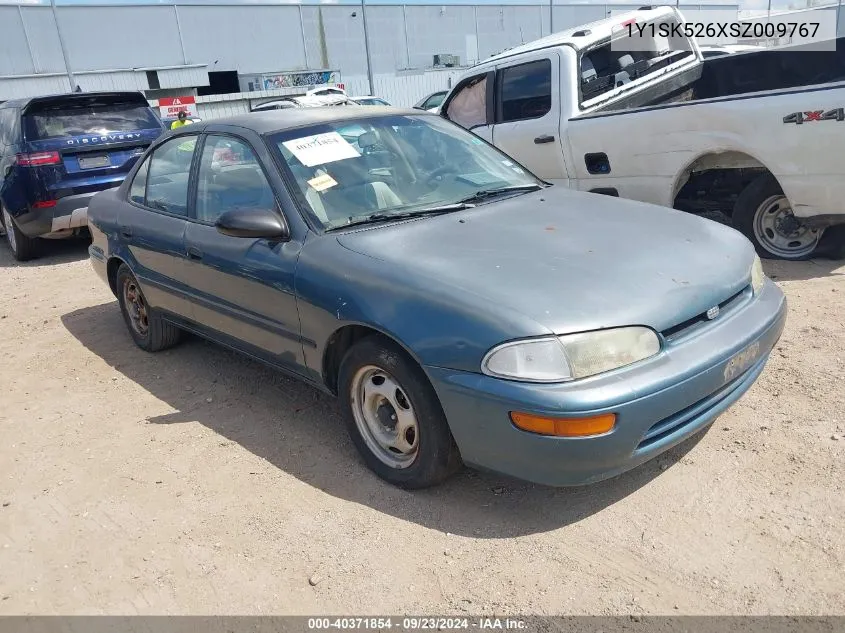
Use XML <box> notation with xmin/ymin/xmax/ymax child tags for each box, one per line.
<box><xmin>122</xmin><ymin>277</ymin><xmax>149</xmax><ymax>338</ymax></box>
<box><xmin>752</xmin><ymin>195</ymin><xmax>822</xmax><ymax>259</ymax></box>
<box><xmin>349</xmin><ymin>365</ymin><xmax>419</xmax><ymax>469</ymax></box>
<box><xmin>2</xmin><ymin>206</ymin><xmax>17</xmax><ymax>254</ymax></box>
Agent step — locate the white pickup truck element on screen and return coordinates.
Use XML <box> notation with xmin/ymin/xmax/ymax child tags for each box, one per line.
<box><xmin>441</xmin><ymin>6</ymin><xmax>845</xmax><ymax>259</ymax></box>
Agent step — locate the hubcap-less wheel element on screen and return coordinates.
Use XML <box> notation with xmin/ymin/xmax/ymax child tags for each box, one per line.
<box><xmin>350</xmin><ymin>365</ymin><xmax>419</xmax><ymax>469</ymax></box>
<box><xmin>2</xmin><ymin>207</ymin><xmax>17</xmax><ymax>254</ymax></box>
<box><xmin>753</xmin><ymin>195</ymin><xmax>823</xmax><ymax>259</ymax></box>
<box><xmin>122</xmin><ymin>278</ymin><xmax>149</xmax><ymax>337</ymax></box>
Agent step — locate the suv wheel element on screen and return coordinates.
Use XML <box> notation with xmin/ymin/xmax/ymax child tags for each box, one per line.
<box><xmin>1</xmin><ymin>204</ymin><xmax>37</xmax><ymax>262</ymax></box>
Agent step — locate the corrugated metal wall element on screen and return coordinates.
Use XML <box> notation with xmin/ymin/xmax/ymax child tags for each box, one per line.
<box><xmin>2</xmin><ymin>1</ymin><xmax>745</xmax><ymax>101</ymax></box>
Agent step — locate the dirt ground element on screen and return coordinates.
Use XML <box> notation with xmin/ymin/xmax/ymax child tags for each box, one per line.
<box><xmin>0</xmin><ymin>240</ymin><xmax>843</xmax><ymax>616</ymax></box>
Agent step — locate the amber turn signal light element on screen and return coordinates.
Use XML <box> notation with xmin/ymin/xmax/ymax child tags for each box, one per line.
<box><xmin>510</xmin><ymin>412</ymin><xmax>616</xmax><ymax>437</ymax></box>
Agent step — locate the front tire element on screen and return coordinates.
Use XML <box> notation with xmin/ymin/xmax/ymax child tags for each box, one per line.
<box><xmin>116</xmin><ymin>264</ymin><xmax>182</xmax><ymax>352</ymax></box>
<box><xmin>338</xmin><ymin>337</ymin><xmax>462</xmax><ymax>489</ymax></box>
<box><xmin>733</xmin><ymin>174</ymin><xmax>822</xmax><ymax>260</ymax></box>
<box><xmin>1</xmin><ymin>204</ymin><xmax>38</xmax><ymax>262</ymax></box>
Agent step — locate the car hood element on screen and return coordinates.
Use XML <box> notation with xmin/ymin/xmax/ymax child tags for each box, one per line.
<box><xmin>336</xmin><ymin>187</ymin><xmax>755</xmax><ymax>335</ymax></box>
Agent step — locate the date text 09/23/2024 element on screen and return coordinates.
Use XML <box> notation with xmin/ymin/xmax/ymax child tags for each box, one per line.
<box><xmin>307</xmin><ymin>618</ymin><xmax>528</xmax><ymax>630</ymax></box>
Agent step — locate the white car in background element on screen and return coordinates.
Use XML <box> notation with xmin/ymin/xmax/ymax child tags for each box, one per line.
<box><xmin>251</xmin><ymin>94</ymin><xmax>352</xmax><ymax>111</ymax></box>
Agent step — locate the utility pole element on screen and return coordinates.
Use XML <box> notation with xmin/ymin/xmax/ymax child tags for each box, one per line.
<box><xmin>50</xmin><ymin>0</ymin><xmax>76</xmax><ymax>92</ymax></box>
<box><xmin>361</xmin><ymin>0</ymin><xmax>375</xmax><ymax>96</ymax></box>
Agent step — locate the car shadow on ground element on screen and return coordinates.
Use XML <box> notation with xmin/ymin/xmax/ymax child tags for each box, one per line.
<box><xmin>0</xmin><ymin>238</ymin><xmax>90</xmax><ymax>268</ymax></box>
<box><xmin>62</xmin><ymin>302</ymin><xmax>704</xmax><ymax>538</ymax></box>
<box><xmin>763</xmin><ymin>258</ymin><xmax>844</xmax><ymax>282</ymax></box>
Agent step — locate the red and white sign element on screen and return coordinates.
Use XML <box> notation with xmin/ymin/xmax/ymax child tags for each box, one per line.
<box><xmin>158</xmin><ymin>96</ymin><xmax>199</xmax><ymax>119</ymax></box>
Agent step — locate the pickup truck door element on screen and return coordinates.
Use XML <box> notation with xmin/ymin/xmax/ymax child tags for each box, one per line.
<box><xmin>490</xmin><ymin>51</ymin><xmax>569</xmax><ymax>185</ymax></box>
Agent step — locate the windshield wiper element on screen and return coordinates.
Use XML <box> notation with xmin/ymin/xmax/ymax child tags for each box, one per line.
<box><xmin>328</xmin><ymin>203</ymin><xmax>475</xmax><ymax>231</ymax></box>
<box><xmin>456</xmin><ymin>183</ymin><xmax>544</xmax><ymax>204</ymax></box>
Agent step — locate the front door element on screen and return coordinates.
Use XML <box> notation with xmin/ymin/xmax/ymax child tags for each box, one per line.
<box><xmin>182</xmin><ymin>133</ymin><xmax>306</xmax><ymax>372</ymax></box>
<box><xmin>491</xmin><ymin>53</ymin><xmax>570</xmax><ymax>185</ymax></box>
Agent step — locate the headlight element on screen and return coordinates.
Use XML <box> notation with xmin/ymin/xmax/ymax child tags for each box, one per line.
<box><xmin>482</xmin><ymin>326</ymin><xmax>661</xmax><ymax>383</ymax></box>
<box><xmin>751</xmin><ymin>254</ymin><xmax>765</xmax><ymax>295</ymax></box>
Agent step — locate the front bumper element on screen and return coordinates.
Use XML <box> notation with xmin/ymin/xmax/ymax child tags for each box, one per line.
<box><xmin>426</xmin><ymin>280</ymin><xmax>787</xmax><ymax>487</ymax></box>
<box><xmin>15</xmin><ymin>190</ymin><xmax>111</xmax><ymax>238</ymax></box>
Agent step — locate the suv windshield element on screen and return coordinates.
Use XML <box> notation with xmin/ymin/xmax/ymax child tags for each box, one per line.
<box><xmin>270</xmin><ymin>114</ymin><xmax>542</xmax><ymax>230</ymax></box>
<box><xmin>24</xmin><ymin>102</ymin><xmax>161</xmax><ymax>140</ymax></box>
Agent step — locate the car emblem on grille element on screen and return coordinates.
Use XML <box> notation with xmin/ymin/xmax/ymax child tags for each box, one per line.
<box><xmin>706</xmin><ymin>305</ymin><xmax>720</xmax><ymax>320</ymax></box>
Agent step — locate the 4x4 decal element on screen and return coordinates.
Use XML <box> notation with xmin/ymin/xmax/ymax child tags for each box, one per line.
<box><xmin>783</xmin><ymin>109</ymin><xmax>845</xmax><ymax>124</ymax></box>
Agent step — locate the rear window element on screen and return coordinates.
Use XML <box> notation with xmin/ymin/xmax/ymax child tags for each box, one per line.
<box><xmin>23</xmin><ymin>101</ymin><xmax>161</xmax><ymax>141</ymax></box>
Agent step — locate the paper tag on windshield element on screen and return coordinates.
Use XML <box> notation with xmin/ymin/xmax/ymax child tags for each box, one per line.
<box><xmin>307</xmin><ymin>173</ymin><xmax>338</xmax><ymax>192</ymax></box>
<box><xmin>283</xmin><ymin>132</ymin><xmax>359</xmax><ymax>167</ymax></box>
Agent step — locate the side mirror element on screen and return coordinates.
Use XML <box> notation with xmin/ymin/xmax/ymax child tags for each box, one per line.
<box><xmin>215</xmin><ymin>207</ymin><xmax>289</xmax><ymax>240</ymax></box>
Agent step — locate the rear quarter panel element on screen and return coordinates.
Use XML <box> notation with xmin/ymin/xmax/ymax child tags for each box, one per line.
<box><xmin>566</xmin><ymin>83</ymin><xmax>845</xmax><ymax>218</ymax></box>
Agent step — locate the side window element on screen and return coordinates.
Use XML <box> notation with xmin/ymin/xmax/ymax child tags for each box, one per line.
<box><xmin>445</xmin><ymin>74</ymin><xmax>489</xmax><ymax>130</ymax></box>
<box><xmin>145</xmin><ymin>135</ymin><xmax>197</xmax><ymax>216</ymax></box>
<box><xmin>195</xmin><ymin>135</ymin><xmax>276</xmax><ymax>224</ymax></box>
<box><xmin>498</xmin><ymin>59</ymin><xmax>552</xmax><ymax>123</ymax></box>
<box><xmin>128</xmin><ymin>156</ymin><xmax>150</xmax><ymax>205</ymax></box>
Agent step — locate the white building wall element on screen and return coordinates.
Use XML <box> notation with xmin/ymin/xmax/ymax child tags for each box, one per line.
<box><xmin>20</xmin><ymin>7</ymin><xmax>66</xmax><ymax>74</ymax></box>
<box><xmin>56</xmin><ymin>6</ymin><xmax>184</xmax><ymax>71</ymax></box>
<box><xmin>0</xmin><ymin>6</ymin><xmax>37</xmax><ymax>76</ymax></box>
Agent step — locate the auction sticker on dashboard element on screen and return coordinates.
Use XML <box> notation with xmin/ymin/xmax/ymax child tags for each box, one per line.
<box><xmin>307</xmin><ymin>173</ymin><xmax>338</xmax><ymax>192</ymax></box>
<box><xmin>283</xmin><ymin>132</ymin><xmax>359</xmax><ymax>167</ymax></box>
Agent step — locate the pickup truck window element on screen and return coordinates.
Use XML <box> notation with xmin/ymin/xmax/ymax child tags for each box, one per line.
<box><xmin>446</xmin><ymin>75</ymin><xmax>489</xmax><ymax>129</ymax></box>
<box><xmin>498</xmin><ymin>59</ymin><xmax>552</xmax><ymax>123</ymax></box>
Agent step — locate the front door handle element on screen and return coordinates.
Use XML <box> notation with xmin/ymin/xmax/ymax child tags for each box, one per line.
<box><xmin>534</xmin><ymin>134</ymin><xmax>555</xmax><ymax>144</ymax></box>
<box><xmin>187</xmin><ymin>246</ymin><xmax>203</xmax><ymax>260</ymax></box>
<box><xmin>120</xmin><ymin>226</ymin><xmax>133</xmax><ymax>239</ymax></box>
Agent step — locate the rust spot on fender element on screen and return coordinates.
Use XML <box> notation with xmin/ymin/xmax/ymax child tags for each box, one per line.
<box><xmin>545</xmin><ymin>226</ymin><xmax>556</xmax><ymax>231</ymax></box>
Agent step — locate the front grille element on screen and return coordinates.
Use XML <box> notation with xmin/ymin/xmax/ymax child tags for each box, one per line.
<box><xmin>661</xmin><ymin>285</ymin><xmax>751</xmax><ymax>342</ymax></box>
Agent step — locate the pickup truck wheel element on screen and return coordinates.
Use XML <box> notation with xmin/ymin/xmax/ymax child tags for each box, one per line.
<box><xmin>338</xmin><ymin>337</ymin><xmax>462</xmax><ymax>489</ymax></box>
<box><xmin>733</xmin><ymin>174</ymin><xmax>822</xmax><ymax>260</ymax></box>
<box><xmin>116</xmin><ymin>264</ymin><xmax>182</xmax><ymax>352</ymax></box>
<box><xmin>1</xmin><ymin>204</ymin><xmax>38</xmax><ymax>262</ymax></box>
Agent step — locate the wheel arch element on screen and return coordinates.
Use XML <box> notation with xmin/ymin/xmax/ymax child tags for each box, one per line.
<box><xmin>106</xmin><ymin>256</ymin><xmax>127</xmax><ymax>297</ymax></box>
<box><xmin>321</xmin><ymin>322</ymin><xmax>429</xmax><ymax>396</ymax></box>
<box><xmin>671</xmin><ymin>150</ymin><xmax>774</xmax><ymax>206</ymax></box>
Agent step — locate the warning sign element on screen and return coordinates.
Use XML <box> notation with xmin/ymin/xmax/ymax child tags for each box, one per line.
<box><xmin>158</xmin><ymin>96</ymin><xmax>199</xmax><ymax>119</ymax></box>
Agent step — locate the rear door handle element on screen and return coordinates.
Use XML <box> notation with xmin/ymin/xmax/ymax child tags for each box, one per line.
<box><xmin>187</xmin><ymin>246</ymin><xmax>203</xmax><ymax>260</ymax></box>
<box><xmin>534</xmin><ymin>134</ymin><xmax>555</xmax><ymax>144</ymax></box>
<box><xmin>120</xmin><ymin>226</ymin><xmax>133</xmax><ymax>239</ymax></box>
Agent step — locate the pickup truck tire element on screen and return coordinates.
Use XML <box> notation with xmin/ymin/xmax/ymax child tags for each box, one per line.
<box><xmin>116</xmin><ymin>264</ymin><xmax>182</xmax><ymax>352</ymax></box>
<box><xmin>1</xmin><ymin>204</ymin><xmax>38</xmax><ymax>262</ymax></box>
<box><xmin>338</xmin><ymin>336</ymin><xmax>462</xmax><ymax>489</ymax></box>
<box><xmin>733</xmin><ymin>174</ymin><xmax>822</xmax><ymax>260</ymax></box>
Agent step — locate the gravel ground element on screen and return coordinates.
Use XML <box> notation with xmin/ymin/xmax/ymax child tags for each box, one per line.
<box><xmin>0</xmin><ymin>240</ymin><xmax>842</xmax><ymax>615</ymax></box>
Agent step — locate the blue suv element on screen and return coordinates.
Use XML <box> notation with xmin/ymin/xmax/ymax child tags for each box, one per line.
<box><xmin>0</xmin><ymin>91</ymin><xmax>164</xmax><ymax>261</ymax></box>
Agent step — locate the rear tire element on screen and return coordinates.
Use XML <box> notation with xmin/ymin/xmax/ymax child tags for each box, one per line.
<box><xmin>338</xmin><ymin>336</ymin><xmax>462</xmax><ymax>489</ymax></box>
<box><xmin>1</xmin><ymin>204</ymin><xmax>38</xmax><ymax>262</ymax></box>
<box><xmin>733</xmin><ymin>174</ymin><xmax>822</xmax><ymax>260</ymax></box>
<box><xmin>116</xmin><ymin>264</ymin><xmax>182</xmax><ymax>352</ymax></box>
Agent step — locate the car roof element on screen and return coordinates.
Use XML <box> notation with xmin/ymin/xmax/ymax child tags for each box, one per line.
<box><xmin>195</xmin><ymin>106</ymin><xmax>428</xmax><ymax>135</ymax></box>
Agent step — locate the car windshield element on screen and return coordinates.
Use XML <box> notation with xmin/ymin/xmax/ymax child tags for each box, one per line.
<box><xmin>269</xmin><ymin>114</ymin><xmax>541</xmax><ymax>230</ymax></box>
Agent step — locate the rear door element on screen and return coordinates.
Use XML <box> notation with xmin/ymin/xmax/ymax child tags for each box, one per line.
<box><xmin>490</xmin><ymin>52</ymin><xmax>569</xmax><ymax>184</ymax></box>
<box><xmin>182</xmin><ymin>132</ymin><xmax>306</xmax><ymax>372</ymax></box>
<box><xmin>19</xmin><ymin>94</ymin><xmax>163</xmax><ymax>204</ymax></box>
<box><xmin>120</xmin><ymin>133</ymin><xmax>199</xmax><ymax>319</ymax></box>
<box><xmin>0</xmin><ymin>108</ymin><xmax>25</xmax><ymax>212</ymax></box>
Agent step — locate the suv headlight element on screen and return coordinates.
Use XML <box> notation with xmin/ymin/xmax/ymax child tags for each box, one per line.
<box><xmin>751</xmin><ymin>254</ymin><xmax>765</xmax><ymax>295</ymax></box>
<box><xmin>482</xmin><ymin>326</ymin><xmax>661</xmax><ymax>383</ymax></box>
